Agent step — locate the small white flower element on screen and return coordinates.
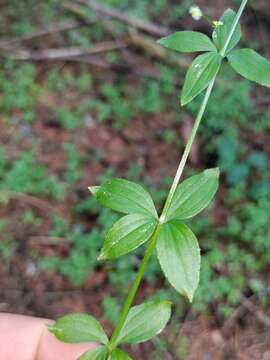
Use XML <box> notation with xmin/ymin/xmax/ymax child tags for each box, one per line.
<box><xmin>189</xmin><ymin>5</ymin><xmax>203</xmax><ymax>21</ymax></box>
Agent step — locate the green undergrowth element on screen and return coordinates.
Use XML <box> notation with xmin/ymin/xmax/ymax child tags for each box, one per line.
<box><xmin>0</xmin><ymin>151</ymin><xmax>65</xmax><ymax>200</ymax></box>
<box><xmin>0</xmin><ymin>0</ymin><xmax>270</xmax><ymax>336</ymax></box>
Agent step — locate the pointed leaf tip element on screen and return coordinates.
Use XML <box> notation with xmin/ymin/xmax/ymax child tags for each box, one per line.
<box><xmin>185</xmin><ymin>291</ymin><xmax>194</xmax><ymax>303</ymax></box>
<box><xmin>89</xmin><ymin>186</ymin><xmax>100</xmax><ymax>196</ymax></box>
<box><xmin>204</xmin><ymin>167</ymin><xmax>220</xmax><ymax>177</ymax></box>
<box><xmin>98</xmin><ymin>252</ymin><xmax>107</xmax><ymax>261</ymax></box>
<box><xmin>180</xmin><ymin>97</ymin><xmax>187</xmax><ymax>107</ymax></box>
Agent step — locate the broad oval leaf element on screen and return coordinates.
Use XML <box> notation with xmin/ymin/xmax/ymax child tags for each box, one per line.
<box><xmin>116</xmin><ymin>301</ymin><xmax>172</xmax><ymax>345</ymax></box>
<box><xmin>165</xmin><ymin>168</ymin><xmax>219</xmax><ymax>222</ymax></box>
<box><xmin>181</xmin><ymin>52</ymin><xmax>221</xmax><ymax>106</ymax></box>
<box><xmin>158</xmin><ymin>31</ymin><xmax>216</xmax><ymax>53</ymax></box>
<box><xmin>109</xmin><ymin>349</ymin><xmax>133</xmax><ymax>360</ymax></box>
<box><xmin>212</xmin><ymin>9</ymin><xmax>241</xmax><ymax>54</ymax></box>
<box><xmin>228</xmin><ymin>48</ymin><xmax>270</xmax><ymax>88</ymax></box>
<box><xmin>48</xmin><ymin>314</ymin><xmax>108</xmax><ymax>345</ymax></box>
<box><xmin>79</xmin><ymin>346</ymin><xmax>107</xmax><ymax>360</ymax></box>
<box><xmin>89</xmin><ymin>178</ymin><xmax>158</xmax><ymax>219</ymax></box>
<box><xmin>157</xmin><ymin>222</ymin><xmax>200</xmax><ymax>302</ymax></box>
<box><xmin>99</xmin><ymin>214</ymin><xmax>157</xmax><ymax>260</ymax></box>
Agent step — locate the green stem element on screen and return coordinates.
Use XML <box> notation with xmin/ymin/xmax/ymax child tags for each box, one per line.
<box><xmin>108</xmin><ymin>77</ymin><xmax>216</xmax><ymax>352</ymax></box>
<box><xmin>220</xmin><ymin>0</ymin><xmax>248</xmax><ymax>57</ymax></box>
<box><xmin>160</xmin><ymin>78</ymin><xmax>215</xmax><ymax>221</ymax></box>
<box><xmin>108</xmin><ymin>222</ymin><xmax>162</xmax><ymax>349</ymax></box>
<box><xmin>108</xmin><ymin>0</ymin><xmax>248</xmax><ymax>353</ymax></box>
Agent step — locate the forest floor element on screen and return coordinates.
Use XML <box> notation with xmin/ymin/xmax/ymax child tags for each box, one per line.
<box><xmin>0</xmin><ymin>0</ymin><xmax>270</xmax><ymax>358</ymax></box>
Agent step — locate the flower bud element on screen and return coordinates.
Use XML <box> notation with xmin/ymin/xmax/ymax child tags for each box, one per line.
<box><xmin>213</xmin><ymin>20</ymin><xmax>224</xmax><ymax>28</ymax></box>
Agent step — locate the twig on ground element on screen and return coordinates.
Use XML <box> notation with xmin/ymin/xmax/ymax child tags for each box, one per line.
<box><xmin>4</xmin><ymin>41</ymin><xmax>126</xmax><ymax>61</ymax></box>
<box><xmin>62</xmin><ymin>0</ymin><xmax>125</xmax><ymax>51</ymax></box>
<box><xmin>126</xmin><ymin>30</ymin><xmax>189</xmax><ymax>68</ymax></box>
<box><xmin>223</xmin><ymin>294</ymin><xmax>270</xmax><ymax>336</ymax></box>
<box><xmin>75</xmin><ymin>0</ymin><xmax>170</xmax><ymax>36</ymax></box>
<box><xmin>70</xmin><ymin>56</ymin><xmax>167</xmax><ymax>80</ymax></box>
<box><xmin>62</xmin><ymin>1</ymin><xmax>189</xmax><ymax>69</ymax></box>
<box><xmin>0</xmin><ymin>20</ymin><xmax>82</xmax><ymax>49</ymax></box>
<box><xmin>242</xmin><ymin>296</ymin><xmax>270</xmax><ymax>328</ymax></box>
<box><xmin>62</xmin><ymin>0</ymin><xmax>122</xmax><ymax>39</ymax></box>
<box><xmin>1</xmin><ymin>191</ymin><xmax>57</xmax><ymax>215</ymax></box>
<box><xmin>62</xmin><ymin>1</ymin><xmax>95</xmax><ymax>23</ymax></box>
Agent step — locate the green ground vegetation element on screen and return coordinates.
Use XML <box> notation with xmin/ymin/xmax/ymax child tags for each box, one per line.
<box><xmin>0</xmin><ymin>0</ymin><xmax>270</xmax><ymax>355</ymax></box>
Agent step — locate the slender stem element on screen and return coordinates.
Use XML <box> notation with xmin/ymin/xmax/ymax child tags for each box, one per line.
<box><xmin>108</xmin><ymin>0</ymin><xmax>248</xmax><ymax>353</ymax></box>
<box><xmin>220</xmin><ymin>0</ymin><xmax>248</xmax><ymax>57</ymax></box>
<box><xmin>108</xmin><ymin>77</ymin><xmax>216</xmax><ymax>352</ymax></box>
<box><xmin>109</xmin><ymin>222</ymin><xmax>162</xmax><ymax>349</ymax></box>
<box><xmin>160</xmin><ymin>78</ymin><xmax>215</xmax><ymax>222</ymax></box>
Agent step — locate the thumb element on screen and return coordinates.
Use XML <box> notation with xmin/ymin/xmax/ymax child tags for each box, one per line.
<box><xmin>0</xmin><ymin>313</ymin><xmax>97</xmax><ymax>360</ymax></box>
<box><xmin>37</xmin><ymin>320</ymin><xmax>97</xmax><ymax>360</ymax></box>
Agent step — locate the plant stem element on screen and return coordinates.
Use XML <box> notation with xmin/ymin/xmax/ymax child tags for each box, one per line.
<box><xmin>108</xmin><ymin>78</ymin><xmax>216</xmax><ymax>351</ymax></box>
<box><xmin>220</xmin><ymin>0</ymin><xmax>248</xmax><ymax>57</ymax></box>
<box><xmin>109</xmin><ymin>222</ymin><xmax>162</xmax><ymax>349</ymax></box>
<box><xmin>108</xmin><ymin>0</ymin><xmax>248</xmax><ymax>353</ymax></box>
<box><xmin>160</xmin><ymin>78</ymin><xmax>215</xmax><ymax>221</ymax></box>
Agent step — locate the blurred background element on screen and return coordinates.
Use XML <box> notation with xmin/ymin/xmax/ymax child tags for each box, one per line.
<box><xmin>0</xmin><ymin>0</ymin><xmax>270</xmax><ymax>359</ymax></box>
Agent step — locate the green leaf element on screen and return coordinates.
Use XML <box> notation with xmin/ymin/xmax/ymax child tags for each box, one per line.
<box><xmin>109</xmin><ymin>349</ymin><xmax>133</xmax><ymax>360</ymax></box>
<box><xmin>165</xmin><ymin>168</ymin><xmax>219</xmax><ymax>222</ymax></box>
<box><xmin>116</xmin><ymin>301</ymin><xmax>171</xmax><ymax>345</ymax></box>
<box><xmin>158</xmin><ymin>31</ymin><xmax>216</xmax><ymax>53</ymax></box>
<box><xmin>99</xmin><ymin>214</ymin><xmax>157</xmax><ymax>260</ymax></box>
<box><xmin>79</xmin><ymin>346</ymin><xmax>107</xmax><ymax>360</ymax></box>
<box><xmin>181</xmin><ymin>52</ymin><xmax>221</xmax><ymax>105</ymax></box>
<box><xmin>157</xmin><ymin>222</ymin><xmax>200</xmax><ymax>302</ymax></box>
<box><xmin>228</xmin><ymin>48</ymin><xmax>270</xmax><ymax>87</ymax></box>
<box><xmin>212</xmin><ymin>9</ymin><xmax>241</xmax><ymax>54</ymax></box>
<box><xmin>90</xmin><ymin>178</ymin><xmax>158</xmax><ymax>218</ymax></box>
<box><xmin>48</xmin><ymin>314</ymin><xmax>108</xmax><ymax>345</ymax></box>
